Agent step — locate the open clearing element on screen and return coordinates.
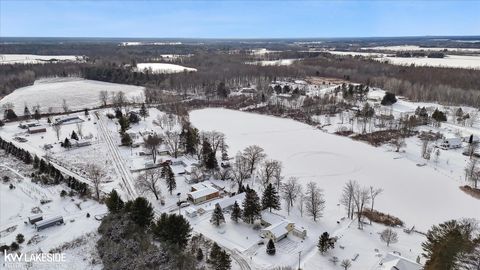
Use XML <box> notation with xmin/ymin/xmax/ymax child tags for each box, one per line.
<box><xmin>0</xmin><ymin>77</ymin><xmax>144</xmax><ymax>114</ymax></box>
<box><xmin>136</xmin><ymin>63</ymin><xmax>197</xmax><ymax>73</ymax></box>
<box><xmin>327</xmin><ymin>51</ymin><xmax>480</xmax><ymax>69</ymax></box>
<box><xmin>0</xmin><ymin>54</ymin><xmax>83</xmax><ymax>64</ymax></box>
<box><xmin>190</xmin><ymin>108</ymin><xmax>479</xmax><ymax>232</ymax></box>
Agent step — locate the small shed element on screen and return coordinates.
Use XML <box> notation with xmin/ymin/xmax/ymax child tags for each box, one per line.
<box><xmin>28</xmin><ymin>126</ymin><xmax>46</xmax><ymax>134</ymax></box>
<box><xmin>184</xmin><ymin>206</ymin><xmax>197</xmax><ymax>218</ymax></box>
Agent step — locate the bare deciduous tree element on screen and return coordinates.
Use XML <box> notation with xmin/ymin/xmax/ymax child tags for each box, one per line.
<box><xmin>144</xmin><ymin>134</ymin><xmax>162</xmax><ymax>163</ymax></box>
<box><xmin>369</xmin><ymin>186</ymin><xmax>383</xmax><ymax>225</ymax></box>
<box><xmin>380</xmin><ymin>228</ymin><xmax>398</xmax><ymax>246</ymax></box>
<box><xmin>62</xmin><ymin>99</ymin><xmax>69</xmax><ymax>113</ymax></box>
<box><xmin>76</xmin><ymin>122</ymin><xmax>84</xmax><ymax>139</ymax></box>
<box><xmin>136</xmin><ymin>168</ymin><xmax>162</xmax><ymax>200</ymax></box>
<box><xmin>52</xmin><ymin>124</ymin><xmax>62</xmax><ymax>141</ymax></box>
<box><xmin>389</xmin><ymin>137</ymin><xmax>406</xmax><ymax>152</ymax></box>
<box><xmin>243</xmin><ymin>145</ymin><xmax>266</xmax><ymax>175</ymax></box>
<box><xmin>203</xmin><ymin>131</ymin><xmax>226</xmax><ymax>154</ymax></box>
<box><xmin>86</xmin><ymin>163</ymin><xmax>106</xmax><ymax>200</ymax></box>
<box><xmin>281</xmin><ymin>177</ymin><xmax>301</xmax><ymax>215</ymax></box>
<box><xmin>163</xmin><ymin>131</ymin><xmax>181</xmax><ymax>158</ymax></box>
<box><xmin>340</xmin><ymin>180</ymin><xmax>356</xmax><ymax>220</ymax></box>
<box><xmin>305</xmin><ymin>181</ymin><xmax>325</xmax><ymax>221</ymax></box>
<box><xmin>99</xmin><ymin>90</ymin><xmax>109</xmax><ymax>107</ymax></box>
<box><xmin>353</xmin><ymin>184</ymin><xmax>371</xmax><ymax>229</ymax></box>
<box><xmin>232</xmin><ymin>152</ymin><xmax>250</xmax><ymax>189</ymax></box>
<box><xmin>259</xmin><ymin>159</ymin><xmax>281</xmax><ymax>188</ymax></box>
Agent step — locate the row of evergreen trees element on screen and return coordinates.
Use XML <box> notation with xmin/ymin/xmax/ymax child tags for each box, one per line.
<box><xmin>0</xmin><ymin>136</ymin><xmax>89</xmax><ymax>195</ymax></box>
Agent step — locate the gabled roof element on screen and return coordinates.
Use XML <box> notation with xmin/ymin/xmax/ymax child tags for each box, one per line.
<box><xmin>188</xmin><ymin>187</ymin><xmax>218</xmax><ymax>200</ymax></box>
<box><xmin>262</xmin><ymin>221</ymin><xmax>290</xmax><ymax>238</ymax></box>
<box><xmin>378</xmin><ymin>253</ymin><xmax>422</xmax><ymax>270</ymax></box>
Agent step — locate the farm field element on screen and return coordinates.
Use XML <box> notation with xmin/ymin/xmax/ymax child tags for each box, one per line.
<box><xmin>0</xmin><ymin>54</ymin><xmax>84</xmax><ymax>64</ymax></box>
<box><xmin>327</xmin><ymin>51</ymin><xmax>480</xmax><ymax>69</ymax></box>
<box><xmin>0</xmin><ymin>78</ymin><xmax>145</xmax><ymax>114</ymax></box>
<box><xmin>136</xmin><ymin>63</ymin><xmax>197</xmax><ymax>73</ymax></box>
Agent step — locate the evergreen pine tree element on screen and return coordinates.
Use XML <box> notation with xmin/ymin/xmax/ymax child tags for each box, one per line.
<box><xmin>105</xmin><ymin>189</ymin><xmax>124</xmax><ymax>213</ymax></box>
<box><xmin>262</xmin><ymin>183</ymin><xmax>281</xmax><ymax>212</ymax></box>
<box><xmin>163</xmin><ymin>165</ymin><xmax>176</xmax><ymax>194</ymax></box>
<box><xmin>317</xmin><ymin>232</ymin><xmax>335</xmax><ymax>254</ymax></box>
<box><xmin>34</xmin><ymin>110</ymin><xmax>41</xmax><ymax>120</ymax></box>
<box><xmin>196</xmin><ymin>248</ymin><xmax>204</xmax><ymax>261</ymax></box>
<box><xmin>139</xmin><ymin>103</ymin><xmax>149</xmax><ymax>120</ymax></box>
<box><xmin>33</xmin><ymin>155</ymin><xmax>39</xmax><ymax>169</ymax></box>
<box><xmin>202</xmin><ymin>139</ymin><xmax>217</xmax><ymax>170</ymax></box>
<box><xmin>266</xmin><ymin>239</ymin><xmax>276</xmax><ymax>255</ymax></box>
<box><xmin>63</xmin><ymin>138</ymin><xmax>71</xmax><ymax>148</ymax></box>
<box><xmin>242</xmin><ymin>189</ymin><xmax>262</xmax><ymax>224</ymax></box>
<box><xmin>71</xmin><ymin>130</ymin><xmax>79</xmax><ymax>140</ymax></box>
<box><xmin>230</xmin><ymin>201</ymin><xmax>242</xmax><ymax>223</ymax></box>
<box><xmin>127</xmin><ymin>197</ymin><xmax>154</xmax><ymax>228</ymax></box>
<box><xmin>153</xmin><ymin>213</ymin><xmax>192</xmax><ymax>248</ymax></box>
<box><xmin>208</xmin><ymin>242</ymin><xmax>231</xmax><ymax>270</ymax></box>
<box><xmin>24</xmin><ymin>106</ymin><xmax>31</xmax><ymax>118</ymax></box>
<box><xmin>211</xmin><ymin>203</ymin><xmax>225</xmax><ymax>226</ymax></box>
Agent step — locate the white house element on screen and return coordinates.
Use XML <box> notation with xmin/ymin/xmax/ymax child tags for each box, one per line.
<box><xmin>260</xmin><ymin>211</ymin><xmax>295</xmax><ymax>242</ymax></box>
<box><xmin>377</xmin><ymin>253</ymin><xmax>422</xmax><ymax>270</ymax></box>
<box><xmin>440</xmin><ymin>137</ymin><xmax>462</xmax><ymax>149</ymax></box>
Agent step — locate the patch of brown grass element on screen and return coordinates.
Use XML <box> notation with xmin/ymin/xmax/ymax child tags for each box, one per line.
<box><xmin>460</xmin><ymin>185</ymin><xmax>480</xmax><ymax>200</ymax></box>
<box><xmin>362</xmin><ymin>209</ymin><xmax>404</xmax><ymax>227</ymax></box>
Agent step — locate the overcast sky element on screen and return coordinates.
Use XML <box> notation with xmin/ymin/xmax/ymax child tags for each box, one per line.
<box><xmin>1</xmin><ymin>0</ymin><xmax>479</xmax><ymax>38</ymax></box>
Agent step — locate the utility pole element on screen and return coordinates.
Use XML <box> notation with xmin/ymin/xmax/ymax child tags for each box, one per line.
<box><xmin>177</xmin><ymin>192</ymin><xmax>181</xmax><ymax>215</ymax></box>
<box><xmin>298</xmin><ymin>250</ymin><xmax>302</xmax><ymax>270</ymax></box>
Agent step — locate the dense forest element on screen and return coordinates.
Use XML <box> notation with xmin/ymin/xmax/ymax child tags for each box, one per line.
<box><xmin>1</xmin><ymin>39</ymin><xmax>480</xmax><ymax>107</ymax></box>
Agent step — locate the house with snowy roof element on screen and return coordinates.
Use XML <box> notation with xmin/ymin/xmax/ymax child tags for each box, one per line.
<box><xmin>187</xmin><ymin>181</ymin><xmax>220</xmax><ymax>204</ymax></box>
<box><xmin>260</xmin><ymin>211</ymin><xmax>295</xmax><ymax>242</ymax></box>
<box><xmin>377</xmin><ymin>253</ymin><xmax>422</xmax><ymax>270</ymax></box>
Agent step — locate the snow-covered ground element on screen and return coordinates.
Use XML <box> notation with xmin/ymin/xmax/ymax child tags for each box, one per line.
<box><xmin>327</xmin><ymin>51</ymin><xmax>480</xmax><ymax>69</ymax></box>
<box><xmin>0</xmin><ymin>54</ymin><xmax>84</xmax><ymax>65</ymax></box>
<box><xmin>378</xmin><ymin>54</ymin><xmax>480</xmax><ymax>69</ymax></box>
<box><xmin>136</xmin><ymin>63</ymin><xmax>197</xmax><ymax>73</ymax></box>
<box><xmin>0</xmin><ymin>78</ymin><xmax>144</xmax><ymax>114</ymax></box>
<box><xmin>190</xmin><ymin>108</ymin><xmax>479</xmax><ymax>269</ymax></box>
<box><xmin>0</xmin><ymin>151</ymin><xmax>105</xmax><ymax>269</ymax></box>
<box><xmin>246</xmin><ymin>59</ymin><xmax>299</xmax><ymax>66</ymax></box>
<box><xmin>361</xmin><ymin>45</ymin><xmax>480</xmax><ymax>52</ymax></box>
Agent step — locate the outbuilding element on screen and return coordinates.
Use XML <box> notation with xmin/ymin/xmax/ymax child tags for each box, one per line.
<box><xmin>35</xmin><ymin>216</ymin><xmax>64</xmax><ymax>231</ymax></box>
<box><xmin>440</xmin><ymin>137</ymin><xmax>462</xmax><ymax>149</ymax></box>
<box><xmin>28</xmin><ymin>126</ymin><xmax>46</xmax><ymax>134</ymax></box>
<box><xmin>187</xmin><ymin>181</ymin><xmax>220</xmax><ymax>204</ymax></box>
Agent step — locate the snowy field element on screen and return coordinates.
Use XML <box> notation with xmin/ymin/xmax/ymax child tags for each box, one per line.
<box><xmin>0</xmin><ymin>78</ymin><xmax>144</xmax><ymax>114</ymax></box>
<box><xmin>378</xmin><ymin>54</ymin><xmax>480</xmax><ymax>69</ymax></box>
<box><xmin>246</xmin><ymin>59</ymin><xmax>299</xmax><ymax>66</ymax></box>
<box><xmin>190</xmin><ymin>108</ymin><xmax>479</xmax><ymax>269</ymax></box>
<box><xmin>0</xmin><ymin>54</ymin><xmax>83</xmax><ymax>65</ymax></box>
<box><xmin>361</xmin><ymin>45</ymin><xmax>480</xmax><ymax>52</ymax></box>
<box><xmin>327</xmin><ymin>51</ymin><xmax>480</xmax><ymax>69</ymax></box>
<box><xmin>136</xmin><ymin>63</ymin><xmax>197</xmax><ymax>73</ymax></box>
